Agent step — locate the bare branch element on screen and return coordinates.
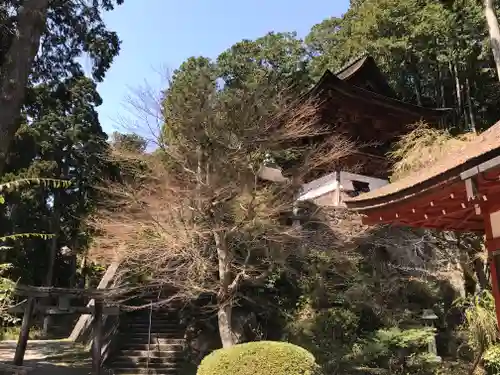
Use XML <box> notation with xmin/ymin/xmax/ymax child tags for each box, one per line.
<box><xmin>89</xmin><ymin>82</ymin><xmax>363</xmax><ymax>321</ymax></box>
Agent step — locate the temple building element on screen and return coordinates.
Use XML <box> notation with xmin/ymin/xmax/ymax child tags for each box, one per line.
<box><xmin>260</xmin><ymin>54</ymin><xmax>452</xmax><ymax>206</ymax></box>
<box><xmin>344</xmin><ymin>120</ymin><xmax>500</xmax><ymax>326</ymax></box>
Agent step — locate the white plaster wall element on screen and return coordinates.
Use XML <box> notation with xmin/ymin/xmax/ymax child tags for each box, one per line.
<box><xmin>297</xmin><ymin>170</ymin><xmax>389</xmax><ymax>206</ymax></box>
<box><xmin>339</xmin><ymin>171</ymin><xmax>388</xmax><ymax>192</ymax></box>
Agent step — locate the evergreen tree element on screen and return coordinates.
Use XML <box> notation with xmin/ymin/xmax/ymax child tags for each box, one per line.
<box><xmin>0</xmin><ymin>0</ymin><xmax>123</xmax><ymax>174</ymax></box>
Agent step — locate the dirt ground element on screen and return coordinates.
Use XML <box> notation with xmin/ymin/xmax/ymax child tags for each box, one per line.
<box><xmin>0</xmin><ymin>339</ymin><xmax>94</xmax><ymax>374</ymax></box>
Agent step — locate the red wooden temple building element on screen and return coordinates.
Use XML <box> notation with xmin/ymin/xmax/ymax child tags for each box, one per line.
<box><xmin>344</xmin><ymin>120</ymin><xmax>500</xmax><ymax>325</ymax></box>
<box><xmin>260</xmin><ymin>53</ymin><xmax>451</xmax><ymax>205</ymax></box>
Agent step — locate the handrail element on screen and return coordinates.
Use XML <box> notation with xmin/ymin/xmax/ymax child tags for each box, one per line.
<box><xmin>146</xmin><ymin>290</ymin><xmax>161</xmax><ymax>372</ymax></box>
<box><xmin>146</xmin><ymin>298</ymin><xmax>153</xmax><ymax>372</ymax></box>
<box><xmin>100</xmin><ymin>313</ymin><xmax>120</xmax><ymax>366</ymax></box>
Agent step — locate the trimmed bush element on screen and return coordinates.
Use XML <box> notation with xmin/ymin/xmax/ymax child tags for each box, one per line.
<box><xmin>197</xmin><ymin>340</ymin><xmax>321</xmax><ymax>375</ymax></box>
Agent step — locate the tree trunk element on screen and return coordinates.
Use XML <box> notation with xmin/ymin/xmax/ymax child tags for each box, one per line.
<box><xmin>0</xmin><ymin>0</ymin><xmax>50</xmax><ymax>175</ymax></box>
<box><xmin>214</xmin><ymin>231</ymin><xmax>236</xmax><ymax>348</ymax></box>
<box><xmin>461</xmin><ymin>234</ymin><xmax>489</xmax><ymax>291</ymax></box>
<box><xmin>465</xmin><ymin>77</ymin><xmax>477</xmax><ymax>133</ymax></box>
<box><xmin>469</xmin><ymin>344</ymin><xmax>484</xmax><ymax>375</ymax></box>
<box><xmin>79</xmin><ymin>254</ymin><xmax>87</xmax><ymax>288</ymax></box>
<box><xmin>217</xmin><ymin>303</ymin><xmax>235</xmax><ymax>348</ymax></box>
<box><xmin>437</xmin><ymin>65</ymin><xmax>446</xmax><ymax>108</ymax></box>
<box><xmin>467</xmin><ymin>238</ymin><xmax>489</xmax><ymax>290</ymax></box>
<box><xmin>43</xmin><ymin>192</ymin><xmax>61</xmax><ymax>336</ymax></box>
<box><xmin>485</xmin><ymin>0</ymin><xmax>500</xmax><ymax>81</ymax></box>
<box><xmin>452</xmin><ymin>62</ymin><xmax>469</xmax><ymax>129</ymax></box>
<box><xmin>45</xmin><ymin>207</ymin><xmax>60</xmax><ymax>288</ymax></box>
<box><xmin>413</xmin><ymin>74</ymin><xmax>423</xmax><ymax>106</ymax></box>
<box><xmin>473</xmin><ymin>256</ymin><xmax>489</xmax><ymax>291</ymax></box>
<box><xmin>451</xmin><ymin>62</ymin><xmax>463</xmax><ymax>114</ymax></box>
<box><xmin>68</xmin><ymin>237</ymin><xmax>80</xmax><ymax>288</ymax></box>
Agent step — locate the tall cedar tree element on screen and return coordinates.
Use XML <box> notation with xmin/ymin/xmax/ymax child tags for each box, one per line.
<box><xmin>0</xmin><ymin>0</ymin><xmax>123</xmax><ymax>174</ymax></box>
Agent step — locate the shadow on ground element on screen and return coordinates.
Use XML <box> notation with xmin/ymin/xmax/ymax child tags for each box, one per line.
<box><xmin>0</xmin><ymin>340</ymin><xmax>92</xmax><ymax>374</ymax></box>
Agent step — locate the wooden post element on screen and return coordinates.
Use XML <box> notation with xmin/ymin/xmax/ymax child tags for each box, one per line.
<box><xmin>91</xmin><ymin>300</ymin><xmax>103</xmax><ymax>375</ymax></box>
<box><xmin>69</xmin><ymin>261</ymin><xmax>119</xmax><ymax>341</ymax></box>
<box><xmin>484</xmin><ymin>208</ymin><xmax>500</xmax><ymax>327</ymax></box>
<box><xmin>13</xmin><ymin>297</ymin><xmax>35</xmax><ymax>366</ymax></box>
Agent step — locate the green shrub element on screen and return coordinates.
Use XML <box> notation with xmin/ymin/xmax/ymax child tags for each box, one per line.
<box><xmin>483</xmin><ymin>344</ymin><xmax>500</xmax><ymax>375</ymax></box>
<box><xmin>348</xmin><ymin>327</ymin><xmax>441</xmax><ymax>374</ymax></box>
<box><xmin>197</xmin><ymin>341</ymin><xmax>321</xmax><ymax>375</ymax></box>
<box><xmin>285</xmin><ymin>305</ymin><xmax>359</xmax><ymax>372</ymax></box>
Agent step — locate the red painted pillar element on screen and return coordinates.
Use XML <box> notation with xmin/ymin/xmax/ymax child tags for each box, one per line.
<box><xmin>484</xmin><ymin>210</ymin><xmax>500</xmax><ymax>326</ymax></box>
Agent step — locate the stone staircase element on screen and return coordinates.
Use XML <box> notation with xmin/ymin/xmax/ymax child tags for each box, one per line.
<box><xmin>105</xmin><ymin>306</ymin><xmax>186</xmax><ymax>374</ymax></box>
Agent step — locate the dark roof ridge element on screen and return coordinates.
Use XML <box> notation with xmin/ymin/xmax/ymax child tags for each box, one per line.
<box><xmin>315</xmin><ymin>70</ymin><xmax>452</xmax><ymax>118</ymax></box>
<box><xmin>334</xmin><ymin>51</ymin><xmax>370</xmax><ymax>76</ymax></box>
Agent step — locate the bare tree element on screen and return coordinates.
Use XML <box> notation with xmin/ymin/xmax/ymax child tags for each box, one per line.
<box><xmin>90</xmin><ymin>80</ymin><xmax>362</xmax><ymax>348</ymax></box>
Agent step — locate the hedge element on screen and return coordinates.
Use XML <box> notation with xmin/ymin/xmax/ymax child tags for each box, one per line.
<box><xmin>197</xmin><ymin>340</ymin><xmax>321</xmax><ymax>375</ymax></box>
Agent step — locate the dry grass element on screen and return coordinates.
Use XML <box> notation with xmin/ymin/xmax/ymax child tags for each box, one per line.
<box><xmin>388</xmin><ymin>122</ymin><xmax>477</xmax><ymax>181</ymax></box>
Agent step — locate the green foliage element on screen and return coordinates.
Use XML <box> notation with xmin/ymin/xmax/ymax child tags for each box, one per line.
<box><xmin>197</xmin><ymin>341</ymin><xmax>322</xmax><ymax>375</ymax></box>
<box><xmin>162</xmin><ymin>56</ymin><xmax>218</xmax><ymax>148</ymax></box>
<box><xmin>162</xmin><ymin>32</ymin><xmax>312</xmax><ymax>150</ymax></box>
<box><xmin>0</xmin><ymin>178</ymin><xmax>71</xmax><ymax>247</ymax></box>
<box><xmin>1</xmin><ymin>0</ymin><xmax>124</xmax><ymax>83</ymax></box>
<box><xmin>0</xmin><ymin>263</ymin><xmax>19</xmax><ymax>325</ymax></box>
<box><xmin>0</xmin><ymin>177</ymin><xmax>73</xmax><ymax>325</ymax></box>
<box><xmin>0</xmin><ymin>326</ymin><xmax>43</xmax><ymax>341</ymax></box>
<box><xmin>455</xmin><ymin>290</ymin><xmax>498</xmax><ymax>352</ymax></box>
<box><xmin>217</xmin><ymin>32</ymin><xmax>311</xmax><ymax>93</ymax></box>
<box><xmin>111</xmin><ymin>132</ymin><xmax>148</xmax><ymax>153</ymax></box>
<box><xmin>348</xmin><ymin>327</ymin><xmax>441</xmax><ymax>374</ymax></box>
<box><xmin>286</xmin><ymin>304</ymin><xmax>360</xmax><ymax>372</ymax></box>
<box><xmin>483</xmin><ymin>344</ymin><xmax>500</xmax><ymax>374</ymax></box>
<box><xmin>0</xmin><ymin>178</ymin><xmax>71</xmax><ymax>192</ymax></box>
<box><xmin>305</xmin><ymin>0</ymin><xmax>500</xmax><ymax>130</ymax></box>
<box><xmin>2</xmin><ymin>75</ymin><xmax>112</xmax><ymax>286</ymax></box>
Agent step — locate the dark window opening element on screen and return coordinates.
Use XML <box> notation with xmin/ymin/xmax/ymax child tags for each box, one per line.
<box><xmin>347</xmin><ymin>180</ymin><xmax>370</xmax><ymax>197</ymax></box>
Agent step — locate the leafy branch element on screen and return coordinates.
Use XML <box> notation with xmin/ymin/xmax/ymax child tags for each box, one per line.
<box><xmin>0</xmin><ymin>178</ymin><xmax>72</xmax><ymax>247</ymax></box>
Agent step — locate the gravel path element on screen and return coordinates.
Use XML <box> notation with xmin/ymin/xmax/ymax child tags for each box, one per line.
<box><xmin>0</xmin><ymin>340</ymin><xmax>93</xmax><ymax>374</ymax></box>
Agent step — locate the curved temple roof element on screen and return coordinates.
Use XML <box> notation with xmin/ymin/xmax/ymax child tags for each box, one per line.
<box><xmin>273</xmin><ymin>54</ymin><xmax>452</xmax><ymax>133</ymax></box>
<box><xmin>309</xmin><ymin>70</ymin><xmax>451</xmax><ymax>122</ymax></box>
<box><xmin>335</xmin><ymin>53</ymin><xmax>397</xmax><ymax>98</ymax></box>
<box><xmin>345</xmin><ymin>120</ymin><xmax>500</xmax><ymax>212</ymax></box>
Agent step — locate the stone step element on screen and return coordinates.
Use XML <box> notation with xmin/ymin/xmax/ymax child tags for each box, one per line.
<box><xmin>110</xmin><ymin>360</ymin><xmax>181</xmax><ymax>368</ymax></box>
<box><xmin>119</xmin><ymin>339</ymin><xmax>185</xmax><ymax>345</ymax></box>
<box><xmin>122</xmin><ymin>338</ymin><xmax>185</xmax><ymax>345</ymax></box>
<box><xmin>126</xmin><ymin>311</ymin><xmax>180</xmax><ymax>316</ymax></box>
<box><xmin>127</xmin><ymin>304</ymin><xmax>183</xmax><ymax>309</ymax></box>
<box><xmin>109</xmin><ymin>368</ymin><xmax>180</xmax><ymax>375</ymax></box>
<box><xmin>124</xmin><ymin>321</ymin><xmax>182</xmax><ymax>326</ymax></box>
<box><xmin>116</xmin><ymin>350</ymin><xmax>182</xmax><ymax>358</ymax></box>
<box><xmin>125</xmin><ymin>330</ymin><xmax>183</xmax><ymax>336</ymax></box>
<box><xmin>127</xmin><ymin>320</ymin><xmax>181</xmax><ymax>325</ymax></box>
<box><xmin>126</xmin><ymin>317</ymin><xmax>180</xmax><ymax>324</ymax></box>
<box><xmin>121</xmin><ymin>332</ymin><xmax>185</xmax><ymax>339</ymax></box>
<box><xmin>118</xmin><ymin>342</ymin><xmax>185</xmax><ymax>351</ymax></box>
<box><xmin>127</xmin><ymin>313</ymin><xmax>181</xmax><ymax>318</ymax></box>
<box><xmin>123</xmin><ymin>331</ymin><xmax>184</xmax><ymax>337</ymax></box>
<box><xmin>124</xmin><ymin>331</ymin><xmax>184</xmax><ymax>336</ymax></box>
<box><xmin>126</xmin><ymin>325</ymin><xmax>183</xmax><ymax>331</ymax></box>
<box><xmin>127</xmin><ymin>319</ymin><xmax>181</xmax><ymax>323</ymax></box>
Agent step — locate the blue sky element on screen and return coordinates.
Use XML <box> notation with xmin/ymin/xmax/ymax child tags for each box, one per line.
<box><xmin>95</xmin><ymin>0</ymin><xmax>350</xmax><ymax>135</ymax></box>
